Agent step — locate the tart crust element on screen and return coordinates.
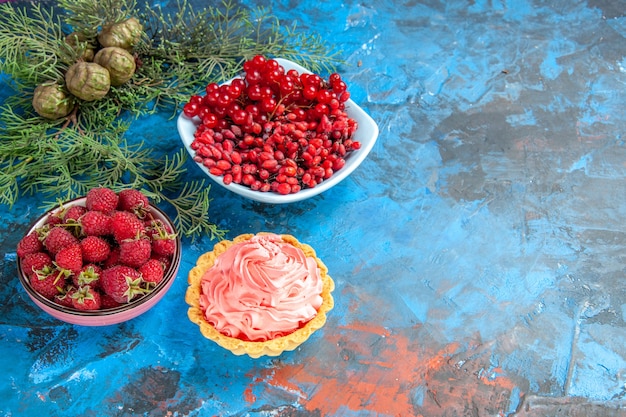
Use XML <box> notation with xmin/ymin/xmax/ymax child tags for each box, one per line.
<box><xmin>186</xmin><ymin>233</ymin><xmax>334</xmax><ymax>358</ymax></box>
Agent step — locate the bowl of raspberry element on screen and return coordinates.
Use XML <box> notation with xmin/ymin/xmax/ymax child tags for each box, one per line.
<box><xmin>177</xmin><ymin>56</ymin><xmax>379</xmax><ymax>204</ymax></box>
<box><xmin>15</xmin><ymin>187</ymin><xmax>181</xmax><ymax>326</ymax></box>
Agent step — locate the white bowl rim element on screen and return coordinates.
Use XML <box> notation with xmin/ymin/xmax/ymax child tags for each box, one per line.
<box><xmin>177</xmin><ymin>57</ymin><xmax>379</xmax><ymax>204</ymax></box>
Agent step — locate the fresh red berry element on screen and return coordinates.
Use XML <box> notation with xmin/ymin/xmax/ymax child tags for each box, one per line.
<box><xmin>21</xmin><ymin>252</ymin><xmax>53</xmax><ymax>274</ymax></box>
<box><xmin>85</xmin><ymin>187</ymin><xmax>119</xmax><ymax>213</ymax></box>
<box><xmin>54</xmin><ymin>243</ymin><xmax>83</xmax><ymax>276</ymax></box>
<box><xmin>17</xmin><ymin>232</ymin><xmax>43</xmax><ymax>258</ymax></box>
<box><xmin>110</xmin><ymin>211</ymin><xmax>145</xmax><ymax>243</ymax></box>
<box><xmin>117</xmin><ymin>189</ymin><xmax>150</xmax><ymax>215</ymax></box>
<box><xmin>80</xmin><ymin>211</ymin><xmax>112</xmax><ymax>236</ymax></box>
<box><xmin>46</xmin><ymin>207</ymin><xmax>66</xmax><ymax>225</ymax></box>
<box><xmin>64</xmin><ymin>205</ymin><xmax>87</xmax><ymax>222</ymax></box>
<box><xmin>138</xmin><ymin>258</ymin><xmax>165</xmax><ymax>285</ymax></box>
<box><xmin>100</xmin><ymin>293</ymin><xmax>122</xmax><ymax>309</ymax></box>
<box><xmin>151</xmin><ymin>254</ymin><xmax>172</xmax><ymax>271</ymax></box>
<box><xmin>71</xmin><ymin>286</ymin><xmax>102</xmax><ymax>311</ymax></box>
<box><xmin>185</xmin><ymin>55</ymin><xmax>359</xmax><ymax>195</ymax></box>
<box><xmin>44</xmin><ymin>226</ymin><xmax>79</xmax><ymax>256</ymax></box>
<box><xmin>73</xmin><ymin>264</ymin><xmax>102</xmax><ymax>288</ymax></box>
<box><xmin>30</xmin><ymin>269</ymin><xmax>65</xmax><ymax>300</ymax></box>
<box><xmin>152</xmin><ymin>238</ymin><xmax>176</xmax><ymax>258</ymax></box>
<box><xmin>147</xmin><ymin>219</ymin><xmax>177</xmax><ymax>257</ymax></box>
<box><xmin>18</xmin><ymin>188</ymin><xmax>174</xmax><ymax>313</ymax></box>
<box><xmin>100</xmin><ymin>265</ymin><xmax>146</xmax><ymax>304</ymax></box>
<box><xmin>103</xmin><ymin>246</ymin><xmax>121</xmax><ymax>268</ymax></box>
<box><xmin>80</xmin><ymin>236</ymin><xmax>111</xmax><ymax>263</ymax></box>
<box><xmin>54</xmin><ymin>288</ymin><xmax>76</xmax><ymax>308</ymax></box>
<box><xmin>118</xmin><ymin>236</ymin><xmax>152</xmax><ymax>268</ymax></box>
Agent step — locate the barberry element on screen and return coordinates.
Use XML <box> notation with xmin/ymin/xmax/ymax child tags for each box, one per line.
<box><xmin>184</xmin><ymin>55</ymin><xmax>361</xmax><ymax>195</ymax></box>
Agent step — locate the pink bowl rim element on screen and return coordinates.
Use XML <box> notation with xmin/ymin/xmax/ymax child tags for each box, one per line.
<box><xmin>17</xmin><ymin>196</ymin><xmax>182</xmax><ymax>326</ymax></box>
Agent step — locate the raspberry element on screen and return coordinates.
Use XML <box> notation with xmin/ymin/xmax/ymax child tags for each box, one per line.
<box><xmin>44</xmin><ymin>226</ymin><xmax>79</xmax><ymax>256</ymax></box>
<box><xmin>21</xmin><ymin>252</ymin><xmax>53</xmax><ymax>274</ymax></box>
<box><xmin>138</xmin><ymin>258</ymin><xmax>164</xmax><ymax>285</ymax></box>
<box><xmin>151</xmin><ymin>254</ymin><xmax>172</xmax><ymax>271</ymax></box>
<box><xmin>46</xmin><ymin>213</ymin><xmax>66</xmax><ymax>226</ymax></box>
<box><xmin>17</xmin><ymin>231</ymin><xmax>43</xmax><ymax>258</ymax></box>
<box><xmin>147</xmin><ymin>219</ymin><xmax>177</xmax><ymax>257</ymax></box>
<box><xmin>100</xmin><ymin>265</ymin><xmax>146</xmax><ymax>304</ymax></box>
<box><xmin>64</xmin><ymin>205</ymin><xmax>87</xmax><ymax>222</ymax></box>
<box><xmin>54</xmin><ymin>243</ymin><xmax>83</xmax><ymax>276</ymax></box>
<box><xmin>71</xmin><ymin>286</ymin><xmax>102</xmax><ymax>311</ymax></box>
<box><xmin>80</xmin><ymin>236</ymin><xmax>111</xmax><ymax>263</ymax></box>
<box><xmin>54</xmin><ymin>288</ymin><xmax>75</xmax><ymax>308</ymax></box>
<box><xmin>46</xmin><ymin>208</ymin><xmax>65</xmax><ymax>225</ymax></box>
<box><xmin>103</xmin><ymin>246</ymin><xmax>121</xmax><ymax>268</ymax></box>
<box><xmin>117</xmin><ymin>189</ymin><xmax>150</xmax><ymax>215</ymax></box>
<box><xmin>110</xmin><ymin>210</ymin><xmax>145</xmax><ymax>242</ymax></box>
<box><xmin>85</xmin><ymin>187</ymin><xmax>119</xmax><ymax>213</ymax></box>
<box><xmin>80</xmin><ymin>210</ymin><xmax>112</xmax><ymax>236</ymax></box>
<box><xmin>118</xmin><ymin>236</ymin><xmax>152</xmax><ymax>268</ymax></box>
<box><xmin>30</xmin><ymin>269</ymin><xmax>65</xmax><ymax>300</ymax></box>
<box><xmin>73</xmin><ymin>264</ymin><xmax>102</xmax><ymax>288</ymax></box>
<box><xmin>18</xmin><ymin>187</ymin><xmax>175</xmax><ymax>312</ymax></box>
<box><xmin>100</xmin><ymin>293</ymin><xmax>121</xmax><ymax>309</ymax></box>
<box><xmin>152</xmin><ymin>238</ymin><xmax>176</xmax><ymax>257</ymax></box>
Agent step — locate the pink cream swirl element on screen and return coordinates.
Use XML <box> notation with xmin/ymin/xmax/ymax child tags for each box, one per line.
<box><xmin>199</xmin><ymin>234</ymin><xmax>323</xmax><ymax>342</ymax></box>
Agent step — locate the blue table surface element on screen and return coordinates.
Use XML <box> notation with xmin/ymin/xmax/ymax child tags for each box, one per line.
<box><xmin>2</xmin><ymin>0</ymin><xmax>626</xmax><ymax>416</ymax></box>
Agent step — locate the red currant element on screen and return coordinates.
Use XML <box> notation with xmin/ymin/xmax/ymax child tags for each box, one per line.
<box><xmin>183</xmin><ymin>102</ymin><xmax>200</xmax><ymax>117</ymax></box>
<box><xmin>187</xmin><ymin>55</ymin><xmax>360</xmax><ymax>195</ymax></box>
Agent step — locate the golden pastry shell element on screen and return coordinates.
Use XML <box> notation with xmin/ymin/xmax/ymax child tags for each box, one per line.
<box><xmin>185</xmin><ymin>233</ymin><xmax>335</xmax><ymax>358</ymax></box>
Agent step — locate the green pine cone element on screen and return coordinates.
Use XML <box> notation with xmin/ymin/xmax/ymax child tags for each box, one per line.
<box><xmin>65</xmin><ymin>62</ymin><xmax>111</xmax><ymax>102</ymax></box>
<box><xmin>93</xmin><ymin>47</ymin><xmax>136</xmax><ymax>86</ymax></box>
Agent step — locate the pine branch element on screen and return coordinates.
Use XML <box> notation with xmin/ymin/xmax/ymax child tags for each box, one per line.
<box><xmin>154</xmin><ymin>180</ymin><xmax>226</xmax><ymax>242</ymax></box>
<box><xmin>58</xmin><ymin>0</ymin><xmax>138</xmax><ymax>37</ymax></box>
<box><xmin>0</xmin><ymin>0</ymin><xmax>340</xmax><ymax>241</ymax></box>
<box><xmin>0</xmin><ymin>3</ymin><xmax>76</xmax><ymax>86</ymax></box>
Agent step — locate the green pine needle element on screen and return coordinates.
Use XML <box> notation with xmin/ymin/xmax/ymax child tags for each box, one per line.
<box><xmin>0</xmin><ymin>0</ymin><xmax>340</xmax><ymax>241</ymax></box>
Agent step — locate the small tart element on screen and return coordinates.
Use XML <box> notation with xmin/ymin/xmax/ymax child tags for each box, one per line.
<box><xmin>186</xmin><ymin>233</ymin><xmax>334</xmax><ymax>358</ymax></box>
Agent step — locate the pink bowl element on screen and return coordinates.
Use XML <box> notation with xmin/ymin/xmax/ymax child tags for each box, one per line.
<box><xmin>16</xmin><ymin>197</ymin><xmax>181</xmax><ymax>326</ymax></box>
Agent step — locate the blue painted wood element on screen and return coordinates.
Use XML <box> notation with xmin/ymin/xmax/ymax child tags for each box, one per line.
<box><xmin>1</xmin><ymin>0</ymin><xmax>626</xmax><ymax>415</ymax></box>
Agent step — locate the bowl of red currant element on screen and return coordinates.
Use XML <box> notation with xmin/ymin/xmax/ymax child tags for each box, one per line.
<box><xmin>177</xmin><ymin>56</ymin><xmax>379</xmax><ymax>204</ymax></box>
<box><xmin>15</xmin><ymin>187</ymin><xmax>181</xmax><ymax>326</ymax></box>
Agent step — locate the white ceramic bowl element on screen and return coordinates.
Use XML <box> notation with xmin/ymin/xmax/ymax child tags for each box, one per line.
<box><xmin>17</xmin><ymin>196</ymin><xmax>182</xmax><ymax>326</ymax></box>
<box><xmin>177</xmin><ymin>58</ymin><xmax>379</xmax><ymax>204</ymax></box>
